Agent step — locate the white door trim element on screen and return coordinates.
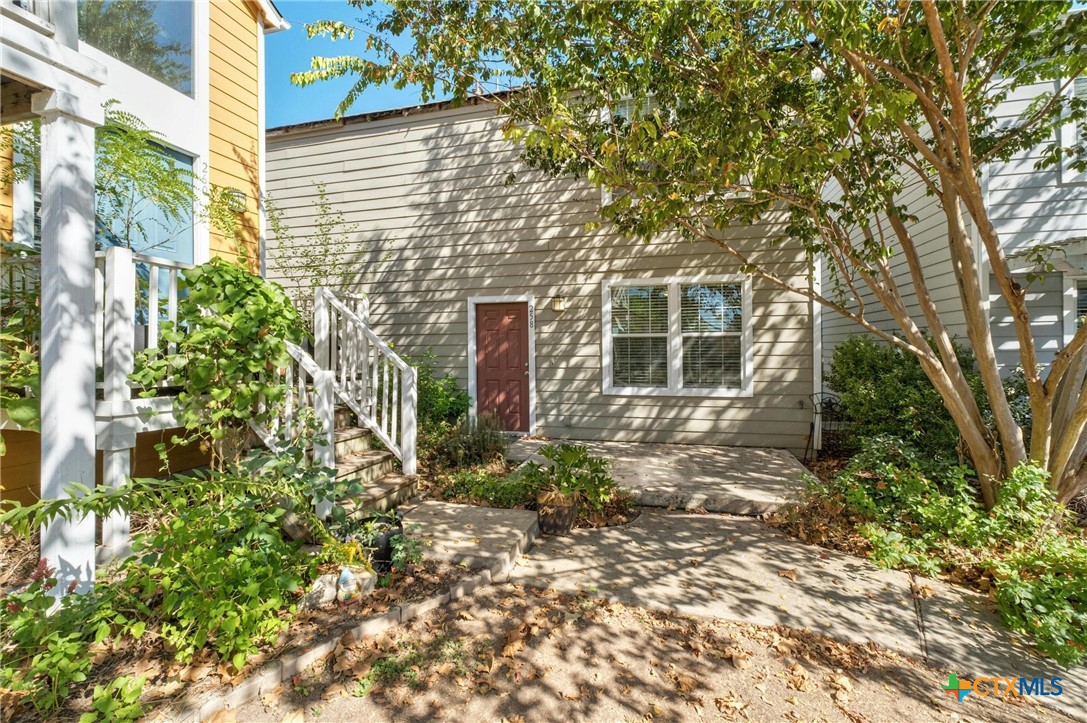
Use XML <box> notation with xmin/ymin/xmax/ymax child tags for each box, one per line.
<box><xmin>466</xmin><ymin>294</ymin><xmax>537</xmax><ymax>434</ymax></box>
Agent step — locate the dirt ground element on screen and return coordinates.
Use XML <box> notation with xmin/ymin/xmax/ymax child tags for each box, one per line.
<box><xmin>229</xmin><ymin>583</ymin><xmax>1070</xmax><ymax>723</ymax></box>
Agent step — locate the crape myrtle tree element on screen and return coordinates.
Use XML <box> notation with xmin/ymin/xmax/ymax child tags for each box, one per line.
<box><xmin>294</xmin><ymin>1</ymin><xmax>1087</xmax><ymax>507</ymax></box>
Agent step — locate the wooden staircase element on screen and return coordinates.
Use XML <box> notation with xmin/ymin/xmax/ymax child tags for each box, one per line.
<box><xmin>331</xmin><ymin>406</ymin><xmax>418</xmax><ymax>514</ymax></box>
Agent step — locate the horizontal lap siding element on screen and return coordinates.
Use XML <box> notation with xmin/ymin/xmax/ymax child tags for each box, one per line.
<box><xmin>986</xmin><ymin>79</ymin><xmax>1086</xmax><ymax>254</ymax></box>
<box><xmin>820</xmin><ymin>172</ymin><xmax>965</xmax><ymax>372</ymax></box>
<box><xmin>268</xmin><ymin>105</ymin><xmax>816</xmax><ymax>454</ymax></box>
<box><xmin>208</xmin><ymin>1</ymin><xmax>261</xmax><ymax>267</ymax></box>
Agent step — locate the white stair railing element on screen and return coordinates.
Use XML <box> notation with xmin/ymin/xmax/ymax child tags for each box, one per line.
<box><xmin>314</xmin><ymin>287</ymin><xmax>417</xmax><ymax>475</ymax></box>
<box><xmin>250</xmin><ymin>341</ymin><xmax>337</xmax><ymax>518</ymax></box>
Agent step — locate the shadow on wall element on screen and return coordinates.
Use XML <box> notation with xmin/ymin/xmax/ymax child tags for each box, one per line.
<box><xmin>264</xmin><ymin>106</ymin><xmax>816</xmax><ymax>451</ymax></box>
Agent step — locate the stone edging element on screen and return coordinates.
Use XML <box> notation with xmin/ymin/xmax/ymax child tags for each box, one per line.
<box><xmin>169</xmin><ymin>520</ymin><xmax>539</xmax><ymax>722</ymax></box>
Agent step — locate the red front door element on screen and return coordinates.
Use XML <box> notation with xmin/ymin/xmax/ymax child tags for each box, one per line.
<box><xmin>476</xmin><ymin>303</ymin><xmax>530</xmax><ymax>432</ymax></box>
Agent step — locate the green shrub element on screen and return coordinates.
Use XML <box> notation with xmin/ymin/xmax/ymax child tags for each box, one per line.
<box><xmin>124</xmin><ymin>499</ymin><xmax>311</xmax><ymax>668</ymax></box>
<box><xmin>812</xmin><ymin>439</ymin><xmax>1087</xmax><ymax>666</ymax></box>
<box><xmin>438</xmin><ymin>467</ymin><xmax>542</xmax><ymax>508</ymax></box>
<box><xmin>0</xmin><ymin>560</ymin><xmax>97</xmax><ymax>713</ymax></box>
<box><xmin>992</xmin><ymin>535</ymin><xmax>1087</xmax><ymax>664</ymax></box>
<box><xmin>424</xmin><ymin>413</ymin><xmax>509</xmax><ymax>470</ymax></box>
<box><xmin>130</xmin><ymin>258</ymin><xmax>304</xmax><ymax>470</ymax></box>
<box><xmin>407</xmin><ymin>351</ymin><xmax>469</xmax><ymax>427</ymax></box>
<box><xmin>826</xmin><ymin>334</ymin><xmax>984</xmax><ymax>460</ymax></box>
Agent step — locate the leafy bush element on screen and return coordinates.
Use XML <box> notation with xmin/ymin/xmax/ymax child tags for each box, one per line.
<box><xmin>0</xmin><ymin>560</ymin><xmax>96</xmax><ymax>713</ymax></box>
<box><xmin>407</xmin><ymin>351</ymin><xmax>469</xmax><ymax>427</ymax></box>
<box><xmin>131</xmin><ymin>258</ymin><xmax>304</xmax><ymax>469</ymax></box>
<box><xmin>522</xmin><ymin>443</ymin><xmax>618</xmax><ymax>512</ymax></box>
<box><xmin>424</xmin><ymin>413</ymin><xmax>509</xmax><ymax>471</ymax></box>
<box><xmin>124</xmin><ymin>499</ymin><xmax>311</xmax><ymax>668</ymax></box>
<box><xmin>81</xmin><ymin>675</ymin><xmax>146</xmax><ymax>723</ymax></box>
<box><xmin>438</xmin><ymin>467</ymin><xmax>541</xmax><ymax>508</ymax></box>
<box><xmin>0</xmin><ymin>433</ymin><xmax>372</xmax><ymax>717</ymax></box>
<box><xmin>799</xmin><ymin>438</ymin><xmax>1087</xmax><ymax>665</ymax></box>
<box><xmin>826</xmin><ymin>334</ymin><xmax>984</xmax><ymax>460</ymax></box>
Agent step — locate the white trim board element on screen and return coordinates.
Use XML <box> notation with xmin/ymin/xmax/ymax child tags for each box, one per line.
<box><xmin>1066</xmin><ymin>274</ymin><xmax>1087</xmax><ymax>344</ymax></box>
<box><xmin>466</xmin><ymin>294</ymin><xmax>537</xmax><ymax>435</ymax></box>
<box><xmin>600</xmin><ymin>274</ymin><xmax>754</xmax><ymax>398</ymax></box>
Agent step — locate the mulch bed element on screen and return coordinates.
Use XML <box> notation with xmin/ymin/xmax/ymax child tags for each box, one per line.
<box><xmin>2</xmin><ymin>560</ymin><xmax>476</xmax><ymax>723</ymax></box>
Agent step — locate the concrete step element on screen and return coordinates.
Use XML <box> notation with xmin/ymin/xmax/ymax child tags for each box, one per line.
<box><xmin>340</xmin><ymin>474</ymin><xmax>418</xmax><ymax>515</ymax></box>
<box><xmin>335</xmin><ymin>449</ymin><xmax>396</xmax><ymax>486</ymax></box>
<box><xmin>334</xmin><ymin>426</ymin><xmax>373</xmax><ymax>458</ymax></box>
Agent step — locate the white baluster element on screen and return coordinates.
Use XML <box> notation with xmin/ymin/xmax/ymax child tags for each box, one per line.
<box><xmin>167</xmin><ymin>268</ymin><xmax>178</xmax><ymax>355</ymax></box>
<box><xmin>390</xmin><ymin>364</ymin><xmax>399</xmax><ymax>452</ymax></box>
<box><xmin>381</xmin><ymin>356</ymin><xmax>391</xmax><ymax>440</ymax></box>
<box><xmin>147</xmin><ymin>265</ymin><xmax>159</xmax><ymax>349</ymax></box>
<box><xmin>401</xmin><ymin>365</ymin><xmax>417</xmax><ymax>475</ymax></box>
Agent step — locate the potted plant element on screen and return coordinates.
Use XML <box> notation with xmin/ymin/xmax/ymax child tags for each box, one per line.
<box><xmin>525</xmin><ymin>444</ymin><xmax>618</xmax><ymax>536</ymax></box>
<box><xmin>327</xmin><ymin>510</ymin><xmax>405</xmax><ymax>573</ymax></box>
<box><xmin>536</xmin><ymin>485</ymin><xmax>579</xmax><ymax>536</ymax></box>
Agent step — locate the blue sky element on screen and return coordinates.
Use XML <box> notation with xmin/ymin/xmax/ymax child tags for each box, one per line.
<box><xmin>266</xmin><ymin>1</ymin><xmax>426</xmax><ymax>128</ymax></box>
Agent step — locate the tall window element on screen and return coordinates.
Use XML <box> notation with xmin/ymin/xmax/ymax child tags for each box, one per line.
<box><xmin>603</xmin><ymin>276</ymin><xmax>753</xmax><ymax>397</ymax></box>
<box><xmin>78</xmin><ymin>0</ymin><xmax>194</xmax><ymax>96</ymax></box>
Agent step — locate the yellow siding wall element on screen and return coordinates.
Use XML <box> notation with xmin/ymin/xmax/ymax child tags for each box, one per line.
<box><xmin>3</xmin><ymin>2</ymin><xmax>267</xmax><ymax>505</ymax></box>
<box><xmin>1</xmin><ymin>139</ymin><xmax>12</xmax><ymax>243</ymax></box>
<box><xmin>209</xmin><ymin>0</ymin><xmax>262</xmax><ymax>268</ymax></box>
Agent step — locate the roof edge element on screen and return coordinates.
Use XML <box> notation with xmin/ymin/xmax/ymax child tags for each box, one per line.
<box><xmin>254</xmin><ymin>0</ymin><xmax>290</xmax><ymax>33</ymax></box>
<box><xmin>266</xmin><ymin>90</ymin><xmax>517</xmax><ymax>137</ymax></box>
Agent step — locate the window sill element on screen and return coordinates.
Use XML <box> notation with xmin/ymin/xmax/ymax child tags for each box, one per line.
<box><xmin>602</xmin><ymin>385</ymin><xmax>754</xmax><ymax>399</ymax></box>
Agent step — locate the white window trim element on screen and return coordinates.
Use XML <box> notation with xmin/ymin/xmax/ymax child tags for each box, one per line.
<box><xmin>1068</xmin><ymin>275</ymin><xmax>1087</xmax><ymax>340</ymax></box>
<box><xmin>601</xmin><ymin>275</ymin><xmax>754</xmax><ymax>398</ymax></box>
<box><xmin>466</xmin><ymin>294</ymin><xmax>537</xmax><ymax>435</ymax></box>
<box><xmin>1058</xmin><ymin>76</ymin><xmax>1086</xmax><ymax>186</ymax></box>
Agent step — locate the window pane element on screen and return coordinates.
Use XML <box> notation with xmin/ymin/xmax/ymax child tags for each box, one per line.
<box><xmin>611</xmin><ymin>285</ymin><xmax>668</xmax><ymax>334</ymax></box>
<box><xmin>681</xmin><ymin>283</ymin><xmax>743</xmax><ymax>334</ymax></box>
<box><xmin>683</xmin><ymin>336</ymin><xmax>742</xmax><ymax>388</ymax></box>
<box><xmin>79</xmin><ymin>0</ymin><xmax>193</xmax><ymax>96</ymax></box>
<box><xmin>96</xmin><ymin>147</ymin><xmax>195</xmax><ymax>263</ymax></box>
<box><xmin>613</xmin><ymin>337</ymin><xmax>668</xmax><ymax>387</ymax></box>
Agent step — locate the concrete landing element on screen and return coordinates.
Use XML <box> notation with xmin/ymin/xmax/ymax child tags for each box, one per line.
<box><xmin>403</xmin><ymin>501</ymin><xmax>539</xmax><ymax>575</ymax></box>
<box><xmin>507</xmin><ymin>510</ymin><xmax>1087</xmax><ymax>721</ymax></box>
<box><xmin>508</xmin><ymin>439</ymin><xmax>807</xmax><ymax>515</ymax></box>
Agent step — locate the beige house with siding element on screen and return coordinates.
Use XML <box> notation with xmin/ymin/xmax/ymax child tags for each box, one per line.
<box><xmin>266</xmin><ymin>100</ymin><xmax>820</xmax><ymax>456</ymax></box>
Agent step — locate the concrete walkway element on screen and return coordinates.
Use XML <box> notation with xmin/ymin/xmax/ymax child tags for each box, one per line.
<box><xmin>507</xmin><ymin>439</ymin><xmax>807</xmax><ymax>515</ymax></box>
<box><xmin>508</xmin><ymin>510</ymin><xmax>1086</xmax><ymax>721</ymax></box>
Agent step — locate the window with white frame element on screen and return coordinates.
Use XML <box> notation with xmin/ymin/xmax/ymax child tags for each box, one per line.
<box><xmin>603</xmin><ymin>277</ymin><xmax>753</xmax><ymax>397</ymax></box>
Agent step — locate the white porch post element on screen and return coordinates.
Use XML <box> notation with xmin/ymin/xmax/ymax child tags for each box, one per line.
<box><xmin>100</xmin><ymin>247</ymin><xmax>136</xmax><ymax>562</ymax></box>
<box><xmin>34</xmin><ymin>89</ymin><xmax>103</xmax><ymax>596</ymax></box>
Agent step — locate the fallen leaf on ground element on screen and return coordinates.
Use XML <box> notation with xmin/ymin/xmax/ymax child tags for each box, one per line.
<box><xmin>778</xmin><ymin>569</ymin><xmax>798</xmax><ymax>582</ymax></box>
<box><xmin>672</xmin><ymin>672</ymin><xmax>698</xmax><ymax>694</ymax></box>
<box><xmin>206</xmin><ymin>710</ymin><xmax>236</xmax><ymax>723</ymax></box>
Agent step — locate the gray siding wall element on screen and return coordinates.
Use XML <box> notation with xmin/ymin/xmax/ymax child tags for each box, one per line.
<box><xmin>990</xmin><ymin>274</ymin><xmax>1066</xmax><ymax>372</ymax></box>
<box><xmin>985</xmin><ymin>79</ymin><xmax>1087</xmax><ymax>255</ymax></box>
<box><xmin>820</xmin><ymin>173</ymin><xmax>966</xmax><ymax>370</ymax></box>
<box><xmin>267</xmin><ymin>104</ymin><xmax>816</xmax><ymax>454</ymax></box>
<box><xmin>822</xmin><ymin>76</ymin><xmax>1085</xmax><ymax>377</ymax></box>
